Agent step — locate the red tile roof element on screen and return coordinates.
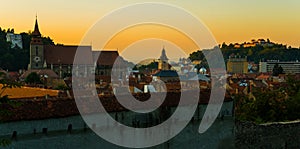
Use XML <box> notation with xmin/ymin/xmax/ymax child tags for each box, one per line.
<box><xmin>44</xmin><ymin>45</ymin><xmax>93</xmax><ymax>65</ymax></box>
<box><xmin>94</xmin><ymin>51</ymin><xmax>119</xmax><ymax>66</ymax></box>
<box><xmin>1</xmin><ymin>91</ymin><xmax>233</xmax><ymax>122</ymax></box>
<box><xmin>256</xmin><ymin>74</ymin><xmax>271</xmax><ymax>80</ymax></box>
<box><xmin>44</xmin><ymin>45</ymin><xmax>119</xmax><ymax>66</ymax></box>
<box><xmin>20</xmin><ymin>69</ymin><xmax>59</xmax><ymax>79</ymax></box>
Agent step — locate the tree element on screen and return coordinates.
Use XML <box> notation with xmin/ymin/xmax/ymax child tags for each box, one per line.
<box><xmin>0</xmin><ymin>72</ymin><xmax>21</xmax><ymax>98</ymax></box>
<box><xmin>42</xmin><ymin>36</ymin><xmax>55</xmax><ymax>45</ymax></box>
<box><xmin>278</xmin><ymin>66</ymin><xmax>283</xmax><ymax>74</ymax></box>
<box><xmin>272</xmin><ymin>63</ymin><xmax>284</xmax><ymax>76</ymax></box>
<box><xmin>221</xmin><ymin>42</ymin><xmax>227</xmax><ymax>48</ymax></box>
<box><xmin>0</xmin><ymin>72</ymin><xmax>21</xmax><ymax>147</ymax></box>
<box><xmin>189</xmin><ymin>50</ymin><xmax>205</xmax><ymax>61</ymax></box>
<box><xmin>235</xmin><ymin>76</ymin><xmax>300</xmax><ymax>123</ymax></box>
<box><xmin>25</xmin><ymin>72</ymin><xmax>41</xmax><ymax>85</ymax></box>
<box><xmin>137</xmin><ymin>62</ymin><xmax>158</xmax><ymax>71</ymax></box>
<box><xmin>247</xmin><ymin>49</ymin><xmax>253</xmax><ymax>57</ymax></box>
<box><xmin>0</xmin><ymin>72</ymin><xmax>21</xmax><ymax>119</ymax></box>
<box><xmin>55</xmin><ymin>84</ymin><xmax>70</xmax><ymax>91</ymax></box>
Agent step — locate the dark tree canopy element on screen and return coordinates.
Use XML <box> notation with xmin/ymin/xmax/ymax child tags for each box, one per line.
<box><xmin>24</xmin><ymin>72</ymin><xmax>41</xmax><ymax>85</ymax></box>
<box><xmin>136</xmin><ymin>62</ymin><xmax>158</xmax><ymax>71</ymax></box>
<box><xmin>272</xmin><ymin>63</ymin><xmax>284</xmax><ymax>76</ymax></box>
<box><xmin>189</xmin><ymin>41</ymin><xmax>300</xmax><ymax>66</ymax></box>
<box><xmin>235</xmin><ymin>76</ymin><xmax>300</xmax><ymax>123</ymax></box>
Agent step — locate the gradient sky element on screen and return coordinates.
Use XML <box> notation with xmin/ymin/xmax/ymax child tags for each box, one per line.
<box><xmin>1</xmin><ymin>0</ymin><xmax>300</xmax><ymax>51</ymax></box>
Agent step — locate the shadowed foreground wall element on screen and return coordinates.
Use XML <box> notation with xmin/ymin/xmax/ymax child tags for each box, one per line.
<box><xmin>235</xmin><ymin>121</ymin><xmax>300</xmax><ymax>149</ymax></box>
<box><xmin>0</xmin><ymin>92</ymin><xmax>234</xmax><ymax>148</ymax></box>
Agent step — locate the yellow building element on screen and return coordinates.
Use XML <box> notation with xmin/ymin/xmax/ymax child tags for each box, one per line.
<box><xmin>227</xmin><ymin>56</ymin><xmax>248</xmax><ymax>74</ymax></box>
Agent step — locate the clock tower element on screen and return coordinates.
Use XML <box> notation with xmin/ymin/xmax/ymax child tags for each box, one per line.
<box><xmin>29</xmin><ymin>16</ymin><xmax>44</xmax><ymax>69</ymax></box>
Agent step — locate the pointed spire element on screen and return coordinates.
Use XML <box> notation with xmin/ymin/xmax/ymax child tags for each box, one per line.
<box><xmin>43</xmin><ymin>60</ymin><xmax>47</xmax><ymax>68</ymax></box>
<box><xmin>160</xmin><ymin>46</ymin><xmax>168</xmax><ymax>61</ymax></box>
<box><xmin>32</xmin><ymin>15</ymin><xmax>41</xmax><ymax>37</ymax></box>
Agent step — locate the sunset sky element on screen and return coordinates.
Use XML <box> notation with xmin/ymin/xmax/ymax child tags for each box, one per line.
<box><xmin>1</xmin><ymin>0</ymin><xmax>300</xmax><ymax>61</ymax></box>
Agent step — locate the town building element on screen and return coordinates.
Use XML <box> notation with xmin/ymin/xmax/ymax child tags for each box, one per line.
<box><xmin>259</xmin><ymin>60</ymin><xmax>300</xmax><ymax>74</ymax></box>
<box><xmin>227</xmin><ymin>56</ymin><xmax>248</xmax><ymax>74</ymax></box>
<box><xmin>6</xmin><ymin>33</ymin><xmax>23</xmax><ymax>49</ymax></box>
<box><xmin>158</xmin><ymin>47</ymin><xmax>169</xmax><ymax>70</ymax></box>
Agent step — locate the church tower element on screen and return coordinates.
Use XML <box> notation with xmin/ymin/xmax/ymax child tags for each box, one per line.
<box><xmin>29</xmin><ymin>16</ymin><xmax>44</xmax><ymax>70</ymax></box>
<box><xmin>158</xmin><ymin>47</ymin><xmax>169</xmax><ymax>70</ymax></box>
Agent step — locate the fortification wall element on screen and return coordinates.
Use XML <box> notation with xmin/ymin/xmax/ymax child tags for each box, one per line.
<box><xmin>235</xmin><ymin>120</ymin><xmax>300</xmax><ymax>148</ymax></box>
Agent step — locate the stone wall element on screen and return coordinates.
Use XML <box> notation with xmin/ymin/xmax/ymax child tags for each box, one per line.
<box><xmin>0</xmin><ymin>101</ymin><xmax>234</xmax><ymax>137</ymax></box>
<box><xmin>1</xmin><ymin>117</ymin><xmax>234</xmax><ymax>149</ymax></box>
<box><xmin>235</xmin><ymin>120</ymin><xmax>300</xmax><ymax>149</ymax></box>
<box><xmin>0</xmin><ymin>92</ymin><xmax>234</xmax><ymax>148</ymax></box>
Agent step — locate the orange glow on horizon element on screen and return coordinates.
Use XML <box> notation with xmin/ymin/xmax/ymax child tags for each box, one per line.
<box><xmin>1</xmin><ymin>0</ymin><xmax>300</xmax><ymax>49</ymax></box>
<box><xmin>103</xmin><ymin>24</ymin><xmax>199</xmax><ymax>53</ymax></box>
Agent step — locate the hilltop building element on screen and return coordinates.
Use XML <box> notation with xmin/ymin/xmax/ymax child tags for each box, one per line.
<box><xmin>233</xmin><ymin>39</ymin><xmax>274</xmax><ymax>48</ymax></box>
<box><xmin>6</xmin><ymin>33</ymin><xmax>23</xmax><ymax>49</ymax></box>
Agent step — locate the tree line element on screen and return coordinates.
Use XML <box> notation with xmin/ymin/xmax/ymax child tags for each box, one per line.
<box><xmin>189</xmin><ymin>41</ymin><xmax>300</xmax><ymax>64</ymax></box>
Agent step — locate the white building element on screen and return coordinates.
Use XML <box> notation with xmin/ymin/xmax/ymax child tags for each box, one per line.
<box><xmin>6</xmin><ymin>33</ymin><xmax>23</xmax><ymax>49</ymax></box>
<box><xmin>259</xmin><ymin>61</ymin><xmax>300</xmax><ymax>74</ymax></box>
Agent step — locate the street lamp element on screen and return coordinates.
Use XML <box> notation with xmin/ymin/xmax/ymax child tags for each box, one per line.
<box><xmin>40</xmin><ymin>74</ymin><xmax>48</xmax><ymax>88</ymax></box>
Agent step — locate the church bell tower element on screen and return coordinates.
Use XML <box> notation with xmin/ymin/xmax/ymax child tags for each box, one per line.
<box><xmin>158</xmin><ymin>47</ymin><xmax>169</xmax><ymax>70</ymax></box>
<box><xmin>29</xmin><ymin>16</ymin><xmax>44</xmax><ymax>70</ymax></box>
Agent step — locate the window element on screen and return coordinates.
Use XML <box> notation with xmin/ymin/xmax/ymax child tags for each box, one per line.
<box><xmin>36</xmin><ymin>63</ymin><xmax>38</xmax><ymax>67</ymax></box>
<box><xmin>35</xmin><ymin>46</ymin><xmax>38</xmax><ymax>55</ymax></box>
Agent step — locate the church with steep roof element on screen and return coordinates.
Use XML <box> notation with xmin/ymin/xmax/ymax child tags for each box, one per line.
<box><xmin>28</xmin><ymin>17</ymin><xmax>121</xmax><ymax>79</ymax></box>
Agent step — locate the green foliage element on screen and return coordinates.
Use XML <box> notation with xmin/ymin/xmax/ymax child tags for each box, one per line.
<box><xmin>0</xmin><ymin>72</ymin><xmax>22</xmax><ymax>147</ymax></box>
<box><xmin>24</xmin><ymin>72</ymin><xmax>41</xmax><ymax>84</ymax></box>
<box><xmin>189</xmin><ymin>42</ymin><xmax>300</xmax><ymax>64</ymax></box>
<box><xmin>0</xmin><ymin>139</ymin><xmax>11</xmax><ymax>147</ymax></box>
<box><xmin>235</xmin><ymin>77</ymin><xmax>300</xmax><ymax>123</ymax></box>
<box><xmin>54</xmin><ymin>84</ymin><xmax>70</xmax><ymax>91</ymax></box>
<box><xmin>0</xmin><ymin>95</ymin><xmax>22</xmax><ymax>118</ymax></box>
<box><xmin>0</xmin><ymin>72</ymin><xmax>21</xmax><ymax>97</ymax></box>
<box><xmin>137</xmin><ymin>62</ymin><xmax>158</xmax><ymax>71</ymax></box>
<box><xmin>0</xmin><ymin>72</ymin><xmax>22</xmax><ymax>116</ymax></box>
<box><xmin>272</xmin><ymin>63</ymin><xmax>284</xmax><ymax>76</ymax></box>
<box><xmin>189</xmin><ymin>50</ymin><xmax>205</xmax><ymax>61</ymax></box>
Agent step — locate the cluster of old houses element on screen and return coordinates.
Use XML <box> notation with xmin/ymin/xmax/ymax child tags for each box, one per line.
<box><xmin>1</xmin><ymin>18</ymin><xmax>211</xmax><ymax>94</ymax></box>
<box><xmin>2</xmin><ymin>17</ymin><xmax>299</xmax><ymax>98</ymax></box>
